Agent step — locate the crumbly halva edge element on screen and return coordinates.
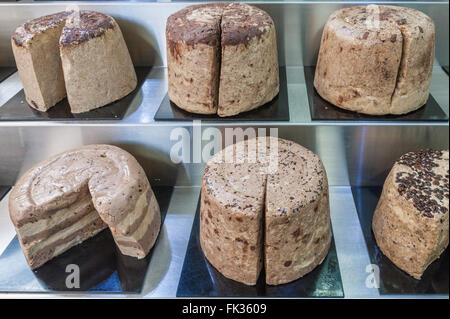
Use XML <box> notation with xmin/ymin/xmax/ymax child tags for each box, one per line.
<box><xmin>201</xmin><ymin>138</ymin><xmax>329</xmax><ymax>284</ymax></box>
<box><xmin>317</xmin><ymin>5</ymin><xmax>435</xmax><ymax>113</ymax></box>
<box><xmin>166</xmin><ymin>2</ymin><xmax>277</xmax><ymax>116</ymax></box>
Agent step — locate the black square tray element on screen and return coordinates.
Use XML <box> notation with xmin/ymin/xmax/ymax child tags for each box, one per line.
<box><xmin>0</xmin><ymin>67</ymin><xmax>150</xmax><ymax>121</ymax></box>
<box><xmin>0</xmin><ymin>67</ymin><xmax>16</xmax><ymax>83</ymax></box>
<box><xmin>442</xmin><ymin>66</ymin><xmax>449</xmax><ymax>75</ymax></box>
<box><xmin>176</xmin><ymin>199</ymin><xmax>343</xmax><ymax>297</ymax></box>
<box><xmin>351</xmin><ymin>186</ymin><xmax>449</xmax><ymax>295</ymax></box>
<box><xmin>0</xmin><ymin>186</ymin><xmax>10</xmax><ymax>201</ymax></box>
<box><xmin>304</xmin><ymin>66</ymin><xmax>448</xmax><ymax>121</ymax></box>
<box><xmin>154</xmin><ymin>67</ymin><xmax>289</xmax><ymax>122</ymax></box>
<box><xmin>0</xmin><ymin>186</ymin><xmax>173</xmax><ymax>293</ymax></box>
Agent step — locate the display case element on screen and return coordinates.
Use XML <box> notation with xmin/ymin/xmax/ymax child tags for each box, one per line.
<box><xmin>0</xmin><ymin>1</ymin><xmax>448</xmax><ymax>299</ymax></box>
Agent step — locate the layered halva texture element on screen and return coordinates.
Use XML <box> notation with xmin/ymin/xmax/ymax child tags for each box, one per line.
<box><xmin>200</xmin><ymin>137</ymin><xmax>331</xmax><ymax>285</ymax></box>
<box><xmin>314</xmin><ymin>5</ymin><xmax>435</xmax><ymax>115</ymax></box>
<box><xmin>11</xmin><ymin>10</ymin><xmax>137</xmax><ymax>113</ymax></box>
<box><xmin>166</xmin><ymin>2</ymin><xmax>279</xmax><ymax>117</ymax></box>
<box><xmin>9</xmin><ymin>145</ymin><xmax>160</xmax><ymax>269</ymax></box>
<box><xmin>373</xmin><ymin>150</ymin><xmax>449</xmax><ymax>279</ymax></box>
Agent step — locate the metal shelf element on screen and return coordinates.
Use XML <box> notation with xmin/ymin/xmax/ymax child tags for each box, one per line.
<box><xmin>0</xmin><ymin>66</ymin><xmax>448</xmax><ymax>126</ymax></box>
